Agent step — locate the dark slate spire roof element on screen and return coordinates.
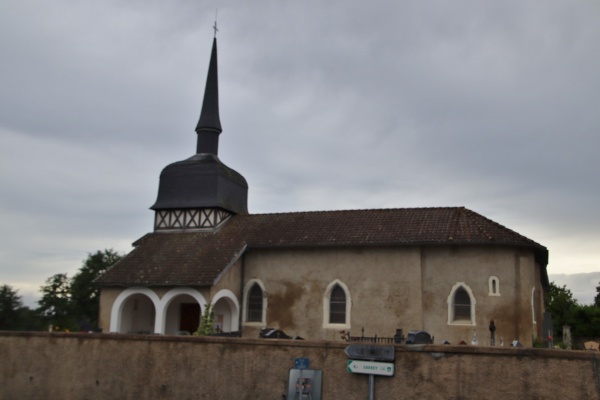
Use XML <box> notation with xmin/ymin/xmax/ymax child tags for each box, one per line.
<box><xmin>151</xmin><ymin>37</ymin><xmax>248</xmax><ymax>214</ymax></box>
<box><xmin>96</xmin><ymin>207</ymin><xmax>549</xmax><ymax>287</ymax></box>
<box><xmin>195</xmin><ymin>37</ymin><xmax>222</xmax><ymax>155</ymax></box>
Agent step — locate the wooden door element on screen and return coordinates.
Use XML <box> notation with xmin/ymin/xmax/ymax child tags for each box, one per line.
<box><xmin>179</xmin><ymin>303</ymin><xmax>200</xmax><ymax>334</ymax></box>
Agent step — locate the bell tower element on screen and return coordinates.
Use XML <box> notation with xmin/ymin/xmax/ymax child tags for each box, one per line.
<box><xmin>150</xmin><ymin>36</ymin><xmax>248</xmax><ymax>231</ymax></box>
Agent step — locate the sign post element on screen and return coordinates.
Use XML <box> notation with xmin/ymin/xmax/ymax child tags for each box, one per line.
<box><xmin>344</xmin><ymin>344</ymin><xmax>395</xmax><ymax>400</ymax></box>
<box><xmin>288</xmin><ymin>357</ymin><xmax>322</xmax><ymax>400</ymax></box>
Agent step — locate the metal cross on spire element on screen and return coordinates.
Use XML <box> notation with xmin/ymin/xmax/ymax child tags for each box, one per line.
<box><xmin>213</xmin><ymin>9</ymin><xmax>219</xmax><ymax>37</ymax></box>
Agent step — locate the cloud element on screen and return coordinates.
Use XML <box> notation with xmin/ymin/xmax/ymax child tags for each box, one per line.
<box><xmin>1</xmin><ymin>0</ymin><xmax>600</xmax><ymax>305</ymax></box>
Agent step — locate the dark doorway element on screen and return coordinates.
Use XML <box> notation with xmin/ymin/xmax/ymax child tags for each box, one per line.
<box><xmin>179</xmin><ymin>303</ymin><xmax>201</xmax><ymax>334</ymax></box>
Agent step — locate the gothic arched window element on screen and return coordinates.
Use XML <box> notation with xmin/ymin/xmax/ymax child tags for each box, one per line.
<box><xmin>447</xmin><ymin>283</ymin><xmax>475</xmax><ymax>325</ymax></box>
<box><xmin>453</xmin><ymin>287</ymin><xmax>471</xmax><ymax>321</ymax></box>
<box><xmin>329</xmin><ymin>284</ymin><xmax>347</xmax><ymax>324</ymax></box>
<box><xmin>247</xmin><ymin>284</ymin><xmax>263</xmax><ymax>323</ymax></box>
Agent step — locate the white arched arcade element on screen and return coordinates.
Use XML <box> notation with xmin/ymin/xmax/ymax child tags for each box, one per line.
<box><xmin>109</xmin><ymin>287</ymin><xmax>240</xmax><ymax>335</ymax></box>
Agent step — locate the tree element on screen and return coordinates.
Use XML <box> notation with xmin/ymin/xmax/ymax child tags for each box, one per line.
<box><xmin>0</xmin><ymin>284</ymin><xmax>45</xmax><ymax>331</ymax></box>
<box><xmin>567</xmin><ymin>305</ymin><xmax>600</xmax><ymax>338</ymax></box>
<box><xmin>194</xmin><ymin>303</ymin><xmax>215</xmax><ymax>336</ymax></box>
<box><xmin>594</xmin><ymin>281</ymin><xmax>600</xmax><ymax>307</ymax></box>
<box><xmin>15</xmin><ymin>306</ymin><xmax>45</xmax><ymax>331</ymax></box>
<box><xmin>0</xmin><ymin>284</ymin><xmax>23</xmax><ymax>330</ymax></box>
<box><xmin>545</xmin><ymin>282</ymin><xmax>579</xmax><ymax>338</ymax></box>
<box><xmin>37</xmin><ymin>249</ymin><xmax>122</xmax><ymax>331</ymax></box>
<box><xmin>70</xmin><ymin>249</ymin><xmax>122</xmax><ymax>327</ymax></box>
<box><xmin>38</xmin><ymin>273</ymin><xmax>76</xmax><ymax>331</ymax></box>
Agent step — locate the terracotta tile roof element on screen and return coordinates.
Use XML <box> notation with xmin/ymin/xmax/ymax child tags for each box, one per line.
<box><xmin>96</xmin><ymin>207</ymin><xmax>548</xmax><ymax>287</ymax></box>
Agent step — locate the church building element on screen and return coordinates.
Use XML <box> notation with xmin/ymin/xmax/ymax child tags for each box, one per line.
<box><xmin>96</xmin><ymin>36</ymin><xmax>549</xmax><ymax>346</ymax></box>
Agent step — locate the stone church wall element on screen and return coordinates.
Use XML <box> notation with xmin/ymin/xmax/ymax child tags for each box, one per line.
<box><xmin>242</xmin><ymin>246</ymin><xmax>424</xmax><ymax>341</ymax></box>
<box><xmin>97</xmin><ymin>244</ymin><xmax>544</xmax><ymax>344</ymax></box>
<box><xmin>244</xmin><ymin>245</ymin><xmax>541</xmax><ymax>345</ymax></box>
<box><xmin>1</xmin><ymin>332</ymin><xmax>598</xmax><ymax>399</ymax></box>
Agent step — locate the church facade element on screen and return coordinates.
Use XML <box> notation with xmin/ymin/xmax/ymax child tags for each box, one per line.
<box><xmin>96</xmin><ymin>37</ymin><xmax>548</xmax><ymax>346</ymax></box>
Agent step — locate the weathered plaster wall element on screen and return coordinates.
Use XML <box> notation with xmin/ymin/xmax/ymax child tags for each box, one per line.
<box><xmin>98</xmin><ymin>287</ymin><xmax>120</xmax><ymax>331</ymax></box>
<box><xmin>243</xmin><ymin>245</ymin><xmax>541</xmax><ymax>344</ymax></box>
<box><xmin>242</xmin><ymin>246</ymin><xmax>423</xmax><ymax>340</ymax></box>
<box><xmin>211</xmin><ymin>258</ymin><xmax>242</xmax><ymax>300</ymax></box>
<box><xmin>421</xmin><ymin>246</ymin><xmax>539</xmax><ymax>345</ymax></box>
<box><xmin>1</xmin><ymin>332</ymin><xmax>598</xmax><ymax>400</ymax></box>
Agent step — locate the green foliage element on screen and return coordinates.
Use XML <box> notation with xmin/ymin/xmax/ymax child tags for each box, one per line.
<box><xmin>0</xmin><ymin>284</ymin><xmax>24</xmax><ymax>330</ymax></box>
<box><xmin>15</xmin><ymin>307</ymin><xmax>46</xmax><ymax>331</ymax></box>
<box><xmin>595</xmin><ymin>281</ymin><xmax>600</xmax><ymax>307</ymax></box>
<box><xmin>566</xmin><ymin>305</ymin><xmax>600</xmax><ymax>338</ymax></box>
<box><xmin>544</xmin><ymin>282</ymin><xmax>579</xmax><ymax>338</ymax></box>
<box><xmin>0</xmin><ymin>284</ymin><xmax>45</xmax><ymax>331</ymax></box>
<box><xmin>194</xmin><ymin>303</ymin><xmax>215</xmax><ymax>336</ymax></box>
<box><xmin>70</xmin><ymin>249</ymin><xmax>122</xmax><ymax>326</ymax></box>
<box><xmin>38</xmin><ymin>273</ymin><xmax>77</xmax><ymax>331</ymax></box>
<box><xmin>37</xmin><ymin>249</ymin><xmax>122</xmax><ymax>331</ymax></box>
<box><xmin>544</xmin><ymin>281</ymin><xmax>600</xmax><ymax>341</ymax></box>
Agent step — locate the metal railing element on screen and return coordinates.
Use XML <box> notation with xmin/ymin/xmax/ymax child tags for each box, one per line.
<box><xmin>347</xmin><ymin>335</ymin><xmax>396</xmax><ymax>344</ymax></box>
<box><xmin>340</xmin><ymin>328</ymin><xmax>399</xmax><ymax>344</ymax></box>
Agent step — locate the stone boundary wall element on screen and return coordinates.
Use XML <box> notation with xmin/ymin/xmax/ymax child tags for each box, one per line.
<box><xmin>1</xmin><ymin>332</ymin><xmax>599</xmax><ymax>399</ymax></box>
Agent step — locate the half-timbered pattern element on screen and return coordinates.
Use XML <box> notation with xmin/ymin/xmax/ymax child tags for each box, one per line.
<box><xmin>154</xmin><ymin>208</ymin><xmax>231</xmax><ymax>231</ymax></box>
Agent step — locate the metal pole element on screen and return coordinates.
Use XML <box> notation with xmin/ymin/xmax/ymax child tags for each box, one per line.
<box><xmin>297</xmin><ymin>369</ymin><xmax>303</xmax><ymax>400</ymax></box>
<box><xmin>368</xmin><ymin>374</ymin><xmax>374</xmax><ymax>400</ymax></box>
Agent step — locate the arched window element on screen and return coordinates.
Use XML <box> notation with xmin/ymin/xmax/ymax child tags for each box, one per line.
<box><xmin>329</xmin><ymin>285</ymin><xmax>346</xmax><ymax>324</ymax></box>
<box><xmin>247</xmin><ymin>284</ymin><xmax>263</xmax><ymax>322</ymax></box>
<box><xmin>454</xmin><ymin>288</ymin><xmax>471</xmax><ymax>321</ymax></box>
<box><xmin>488</xmin><ymin>276</ymin><xmax>500</xmax><ymax>296</ymax></box>
<box><xmin>447</xmin><ymin>283</ymin><xmax>476</xmax><ymax>325</ymax></box>
<box><xmin>323</xmin><ymin>280</ymin><xmax>351</xmax><ymax>329</ymax></box>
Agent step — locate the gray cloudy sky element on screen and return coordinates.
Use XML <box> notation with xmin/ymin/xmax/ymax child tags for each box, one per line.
<box><xmin>1</xmin><ymin>1</ymin><xmax>599</xmax><ymax>307</ymax></box>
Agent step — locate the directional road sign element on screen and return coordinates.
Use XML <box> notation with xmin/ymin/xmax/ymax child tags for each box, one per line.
<box><xmin>344</xmin><ymin>344</ymin><xmax>395</xmax><ymax>361</ymax></box>
<box><xmin>347</xmin><ymin>360</ymin><xmax>395</xmax><ymax>377</ymax></box>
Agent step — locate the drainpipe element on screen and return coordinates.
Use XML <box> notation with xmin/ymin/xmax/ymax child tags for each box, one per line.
<box><xmin>239</xmin><ymin>250</ymin><xmax>246</xmax><ymax>337</ymax></box>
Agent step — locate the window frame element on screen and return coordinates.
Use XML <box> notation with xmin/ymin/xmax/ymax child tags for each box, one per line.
<box><xmin>488</xmin><ymin>276</ymin><xmax>500</xmax><ymax>296</ymax></box>
<box><xmin>323</xmin><ymin>280</ymin><xmax>351</xmax><ymax>329</ymax></box>
<box><xmin>242</xmin><ymin>279</ymin><xmax>267</xmax><ymax>326</ymax></box>
<box><xmin>531</xmin><ymin>287</ymin><xmax>537</xmax><ymax>324</ymax></box>
<box><xmin>447</xmin><ymin>282</ymin><xmax>476</xmax><ymax>326</ymax></box>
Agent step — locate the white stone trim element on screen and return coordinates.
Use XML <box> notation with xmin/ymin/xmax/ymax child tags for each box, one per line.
<box><xmin>159</xmin><ymin>288</ymin><xmax>207</xmax><ymax>334</ymax></box>
<box><xmin>447</xmin><ymin>282</ymin><xmax>476</xmax><ymax>326</ymax></box>
<box><xmin>212</xmin><ymin>289</ymin><xmax>240</xmax><ymax>332</ymax></box>
<box><xmin>109</xmin><ymin>287</ymin><xmax>161</xmax><ymax>333</ymax></box>
<box><xmin>110</xmin><ymin>287</ymin><xmax>210</xmax><ymax>335</ymax></box>
<box><xmin>242</xmin><ymin>279</ymin><xmax>267</xmax><ymax>327</ymax></box>
<box><xmin>323</xmin><ymin>279</ymin><xmax>351</xmax><ymax>330</ymax></box>
<box><xmin>531</xmin><ymin>287</ymin><xmax>537</xmax><ymax>324</ymax></box>
<box><xmin>488</xmin><ymin>276</ymin><xmax>500</xmax><ymax>296</ymax></box>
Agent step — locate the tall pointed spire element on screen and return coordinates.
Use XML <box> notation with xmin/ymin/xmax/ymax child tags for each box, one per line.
<box><xmin>151</xmin><ymin>34</ymin><xmax>248</xmax><ymax>222</ymax></box>
<box><xmin>195</xmin><ymin>37</ymin><xmax>222</xmax><ymax>155</ymax></box>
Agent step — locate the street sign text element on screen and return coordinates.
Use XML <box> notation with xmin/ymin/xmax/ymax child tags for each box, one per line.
<box><xmin>347</xmin><ymin>360</ymin><xmax>395</xmax><ymax>377</ymax></box>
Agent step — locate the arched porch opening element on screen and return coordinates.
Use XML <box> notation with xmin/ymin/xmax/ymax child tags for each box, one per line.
<box><xmin>160</xmin><ymin>288</ymin><xmax>207</xmax><ymax>335</ymax></box>
<box><xmin>164</xmin><ymin>294</ymin><xmax>201</xmax><ymax>335</ymax></box>
<box><xmin>118</xmin><ymin>293</ymin><xmax>156</xmax><ymax>334</ymax></box>
<box><xmin>212</xmin><ymin>289</ymin><xmax>240</xmax><ymax>333</ymax></box>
